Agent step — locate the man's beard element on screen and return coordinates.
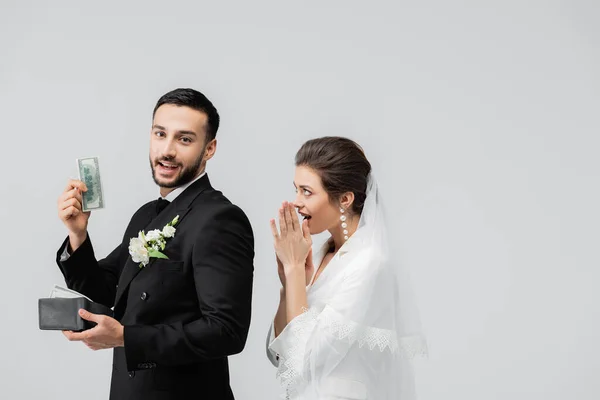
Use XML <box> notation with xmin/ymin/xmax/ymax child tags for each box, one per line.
<box><xmin>150</xmin><ymin>152</ymin><xmax>204</xmax><ymax>189</ymax></box>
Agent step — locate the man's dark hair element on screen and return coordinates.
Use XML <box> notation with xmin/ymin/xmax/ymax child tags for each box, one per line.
<box><xmin>153</xmin><ymin>88</ymin><xmax>220</xmax><ymax>141</ymax></box>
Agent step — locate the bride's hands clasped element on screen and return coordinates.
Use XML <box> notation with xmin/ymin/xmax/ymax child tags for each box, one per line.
<box><xmin>270</xmin><ymin>201</ymin><xmax>313</xmax><ymax>284</ymax></box>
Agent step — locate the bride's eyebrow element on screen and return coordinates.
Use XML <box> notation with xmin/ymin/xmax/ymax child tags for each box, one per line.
<box><xmin>293</xmin><ymin>182</ymin><xmax>314</xmax><ymax>191</ymax></box>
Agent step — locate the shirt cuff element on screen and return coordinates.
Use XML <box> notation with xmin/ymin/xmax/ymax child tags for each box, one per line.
<box><xmin>59</xmin><ymin>244</ymin><xmax>71</xmax><ymax>262</ymax></box>
<box><xmin>266</xmin><ymin>321</ymin><xmax>281</xmax><ymax>367</ymax></box>
<box><xmin>268</xmin><ymin>318</ymin><xmax>296</xmax><ymax>361</ymax></box>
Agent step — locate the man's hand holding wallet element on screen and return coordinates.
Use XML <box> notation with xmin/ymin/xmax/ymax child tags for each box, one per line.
<box><xmin>39</xmin><ymin>285</ymin><xmax>125</xmax><ymax>350</ymax></box>
<box><xmin>63</xmin><ymin>308</ymin><xmax>125</xmax><ymax>350</ymax></box>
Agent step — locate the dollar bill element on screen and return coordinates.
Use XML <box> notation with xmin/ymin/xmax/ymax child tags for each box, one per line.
<box><xmin>76</xmin><ymin>156</ymin><xmax>104</xmax><ymax>211</ymax></box>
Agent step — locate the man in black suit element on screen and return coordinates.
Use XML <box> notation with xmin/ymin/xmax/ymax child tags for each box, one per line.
<box><xmin>56</xmin><ymin>88</ymin><xmax>254</xmax><ymax>399</ymax></box>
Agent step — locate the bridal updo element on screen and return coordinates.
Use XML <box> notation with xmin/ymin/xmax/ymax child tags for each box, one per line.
<box><xmin>295</xmin><ymin>137</ymin><xmax>372</xmax><ymax>215</ymax></box>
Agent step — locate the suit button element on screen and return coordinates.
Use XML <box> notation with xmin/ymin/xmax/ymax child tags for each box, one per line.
<box><xmin>128</xmin><ymin>371</ymin><xmax>135</xmax><ymax>378</ymax></box>
<box><xmin>140</xmin><ymin>292</ymin><xmax>147</xmax><ymax>301</ymax></box>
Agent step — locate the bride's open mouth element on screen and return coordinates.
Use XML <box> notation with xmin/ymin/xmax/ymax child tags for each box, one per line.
<box><xmin>299</xmin><ymin>212</ymin><xmax>312</xmax><ymax>221</ymax></box>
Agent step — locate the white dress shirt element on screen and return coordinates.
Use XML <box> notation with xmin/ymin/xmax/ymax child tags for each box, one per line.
<box><xmin>161</xmin><ymin>171</ymin><xmax>206</xmax><ymax>202</ymax></box>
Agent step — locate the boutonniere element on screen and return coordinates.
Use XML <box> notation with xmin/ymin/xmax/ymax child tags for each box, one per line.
<box><xmin>128</xmin><ymin>215</ymin><xmax>179</xmax><ymax>268</ymax></box>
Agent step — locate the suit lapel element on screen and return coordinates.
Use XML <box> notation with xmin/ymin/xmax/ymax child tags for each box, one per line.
<box><xmin>114</xmin><ymin>174</ymin><xmax>212</xmax><ymax>309</ymax></box>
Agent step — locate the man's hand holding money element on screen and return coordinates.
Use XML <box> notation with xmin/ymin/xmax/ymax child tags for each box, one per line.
<box><xmin>57</xmin><ymin>179</ymin><xmax>90</xmax><ymax>252</ymax></box>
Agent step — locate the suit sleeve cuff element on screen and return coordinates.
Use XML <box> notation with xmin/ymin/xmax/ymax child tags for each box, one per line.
<box><xmin>123</xmin><ymin>325</ymin><xmax>162</xmax><ymax>372</ymax></box>
<box><xmin>56</xmin><ymin>234</ymin><xmax>93</xmax><ymax>278</ymax></box>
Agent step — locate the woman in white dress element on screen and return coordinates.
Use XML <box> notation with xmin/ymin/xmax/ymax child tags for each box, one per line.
<box><xmin>267</xmin><ymin>137</ymin><xmax>427</xmax><ymax>399</ymax></box>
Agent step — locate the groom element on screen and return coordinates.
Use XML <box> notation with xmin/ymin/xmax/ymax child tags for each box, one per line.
<box><xmin>55</xmin><ymin>88</ymin><xmax>254</xmax><ymax>399</ymax></box>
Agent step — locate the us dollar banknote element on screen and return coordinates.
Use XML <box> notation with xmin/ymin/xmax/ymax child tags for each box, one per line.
<box><xmin>76</xmin><ymin>156</ymin><xmax>104</xmax><ymax>211</ymax></box>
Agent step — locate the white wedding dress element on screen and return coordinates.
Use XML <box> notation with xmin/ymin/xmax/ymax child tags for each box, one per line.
<box><xmin>266</xmin><ymin>175</ymin><xmax>427</xmax><ymax>400</ymax></box>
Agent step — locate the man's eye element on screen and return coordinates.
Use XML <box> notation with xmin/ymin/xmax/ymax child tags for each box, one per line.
<box><xmin>155</xmin><ymin>131</ymin><xmax>165</xmax><ymax>137</ymax></box>
<box><xmin>181</xmin><ymin>137</ymin><xmax>192</xmax><ymax>143</ymax></box>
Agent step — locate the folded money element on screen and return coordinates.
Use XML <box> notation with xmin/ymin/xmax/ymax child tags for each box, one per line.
<box><xmin>49</xmin><ymin>284</ymin><xmax>92</xmax><ymax>301</ymax></box>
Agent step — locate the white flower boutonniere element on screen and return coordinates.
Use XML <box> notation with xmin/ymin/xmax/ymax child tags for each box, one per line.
<box><xmin>128</xmin><ymin>215</ymin><xmax>179</xmax><ymax>268</ymax></box>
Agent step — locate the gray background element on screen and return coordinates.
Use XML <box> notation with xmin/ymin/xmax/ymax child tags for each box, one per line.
<box><xmin>1</xmin><ymin>1</ymin><xmax>599</xmax><ymax>399</ymax></box>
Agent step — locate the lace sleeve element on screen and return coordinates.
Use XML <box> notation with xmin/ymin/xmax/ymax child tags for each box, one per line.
<box><xmin>268</xmin><ymin>306</ymin><xmax>319</xmax><ymax>396</ymax></box>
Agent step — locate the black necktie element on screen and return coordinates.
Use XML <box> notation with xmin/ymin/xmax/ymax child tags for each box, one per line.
<box><xmin>156</xmin><ymin>198</ymin><xmax>170</xmax><ymax>214</ymax></box>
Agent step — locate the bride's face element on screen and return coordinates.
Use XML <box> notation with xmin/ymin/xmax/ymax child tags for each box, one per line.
<box><xmin>293</xmin><ymin>166</ymin><xmax>340</xmax><ymax>235</ymax></box>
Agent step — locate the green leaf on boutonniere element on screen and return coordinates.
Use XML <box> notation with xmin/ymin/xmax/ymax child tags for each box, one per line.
<box><xmin>130</xmin><ymin>216</ymin><xmax>178</xmax><ymax>269</ymax></box>
<box><xmin>148</xmin><ymin>249</ymin><xmax>169</xmax><ymax>259</ymax></box>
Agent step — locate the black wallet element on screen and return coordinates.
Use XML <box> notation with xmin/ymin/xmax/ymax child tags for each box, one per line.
<box><xmin>38</xmin><ymin>297</ymin><xmax>114</xmax><ymax>332</ymax></box>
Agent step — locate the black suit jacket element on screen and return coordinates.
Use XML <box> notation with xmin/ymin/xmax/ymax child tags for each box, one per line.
<box><xmin>56</xmin><ymin>174</ymin><xmax>254</xmax><ymax>400</ymax></box>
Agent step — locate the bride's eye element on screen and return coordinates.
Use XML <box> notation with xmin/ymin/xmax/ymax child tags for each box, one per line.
<box><xmin>303</xmin><ymin>190</ymin><xmax>311</xmax><ymax>196</ymax></box>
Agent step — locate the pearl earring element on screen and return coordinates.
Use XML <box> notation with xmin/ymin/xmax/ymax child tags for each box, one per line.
<box><xmin>340</xmin><ymin>207</ymin><xmax>348</xmax><ymax>240</ymax></box>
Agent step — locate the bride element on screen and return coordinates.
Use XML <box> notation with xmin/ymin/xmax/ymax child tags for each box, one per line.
<box><xmin>267</xmin><ymin>136</ymin><xmax>427</xmax><ymax>399</ymax></box>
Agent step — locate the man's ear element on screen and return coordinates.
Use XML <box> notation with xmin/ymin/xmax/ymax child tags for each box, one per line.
<box><xmin>204</xmin><ymin>139</ymin><xmax>217</xmax><ymax>161</ymax></box>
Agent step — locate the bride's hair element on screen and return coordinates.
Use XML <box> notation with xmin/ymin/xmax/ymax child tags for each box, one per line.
<box><xmin>295</xmin><ymin>136</ymin><xmax>372</xmax><ymax>215</ymax></box>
